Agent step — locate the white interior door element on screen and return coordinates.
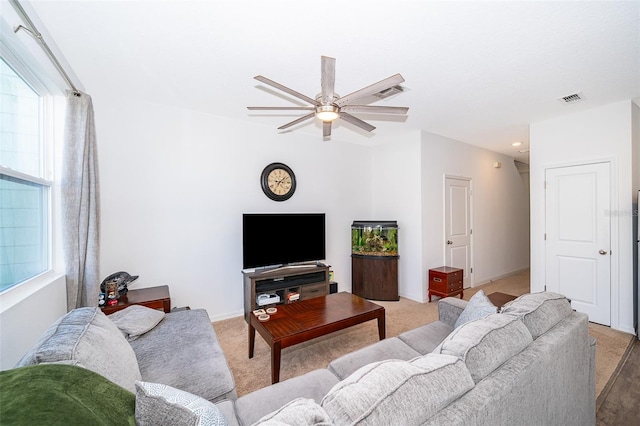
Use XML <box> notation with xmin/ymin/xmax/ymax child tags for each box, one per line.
<box><xmin>445</xmin><ymin>177</ymin><xmax>472</xmax><ymax>288</ymax></box>
<box><xmin>545</xmin><ymin>162</ymin><xmax>611</xmax><ymax>325</ymax></box>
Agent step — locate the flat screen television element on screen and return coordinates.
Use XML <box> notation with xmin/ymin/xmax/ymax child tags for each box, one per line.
<box><xmin>242</xmin><ymin>213</ymin><xmax>326</xmax><ymax>270</ymax></box>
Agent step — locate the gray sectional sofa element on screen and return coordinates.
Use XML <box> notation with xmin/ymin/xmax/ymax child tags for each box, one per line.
<box><xmin>5</xmin><ymin>291</ymin><xmax>595</xmax><ymax>425</ymax></box>
<box><xmin>232</xmin><ymin>292</ymin><xmax>595</xmax><ymax>426</ymax></box>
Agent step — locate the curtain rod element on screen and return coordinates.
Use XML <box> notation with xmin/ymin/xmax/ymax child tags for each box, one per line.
<box><xmin>9</xmin><ymin>0</ymin><xmax>81</xmax><ymax>97</ymax></box>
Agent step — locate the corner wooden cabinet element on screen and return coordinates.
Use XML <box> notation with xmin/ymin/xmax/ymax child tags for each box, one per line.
<box><xmin>351</xmin><ymin>255</ymin><xmax>399</xmax><ymax>301</ymax></box>
<box><xmin>242</xmin><ymin>265</ymin><xmax>329</xmax><ymax>321</ymax></box>
<box><xmin>428</xmin><ymin>266</ymin><xmax>463</xmax><ymax>302</ymax></box>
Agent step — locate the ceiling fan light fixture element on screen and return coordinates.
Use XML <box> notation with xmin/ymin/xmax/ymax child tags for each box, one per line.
<box><xmin>315</xmin><ymin>105</ymin><xmax>340</xmax><ymax>122</ymax></box>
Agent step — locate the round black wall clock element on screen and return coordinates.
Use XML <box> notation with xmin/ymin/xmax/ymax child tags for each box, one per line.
<box><xmin>260</xmin><ymin>162</ymin><xmax>296</xmax><ymax>201</ymax></box>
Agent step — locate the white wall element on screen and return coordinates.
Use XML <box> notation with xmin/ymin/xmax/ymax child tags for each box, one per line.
<box><xmin>421</xmin><ymin>131</ymin><xmax>530</xmax><ymax>301</ymax></box>
<box><xmin>0</xmin><ymin>274</ymin><xmax>66</xmax><ymax>369</ymax></box>
<box><xmin>1</xmin><ymin>98</ymin><xmax>532</xmax><ymax>361</ymax></box>
<box><xmin>368</xmin><ymin>130</ymin><xmax>530</xmax><ymax>304</ymax></box>
<box><xmin>95</xmin><ymin>94</ymin><xmax>373</xmax><ymax>320</ymax></box>
<box><xmin>371</xmin><ymin>131</ymin><xmax>423</xmax><ymax>301</ymax></box>
<box><xmin>530</xmin><ymin>100</ymin><xmax>636</xmax><ymax>333</ymax></box>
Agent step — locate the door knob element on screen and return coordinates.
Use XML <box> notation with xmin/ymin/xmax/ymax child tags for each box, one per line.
<box><xmin>447</xmin><ymin>240</ymin><xmax>453</xmax><ymax>245</ymax></box>
<box><xmin>598</xmin><ymin>249</ymin><xmax>608</xmax><ymax>255</ymax></box>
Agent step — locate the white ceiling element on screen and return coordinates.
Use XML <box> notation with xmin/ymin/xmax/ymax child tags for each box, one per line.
<box><xmin>19</xmin><ymin>1</ymin><xmax>640</xmax><ymax>163</ymax></box>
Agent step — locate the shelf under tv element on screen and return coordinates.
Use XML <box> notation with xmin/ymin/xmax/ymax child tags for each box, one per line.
<box><xmin>242</xmin><ymin>265</ymin><xmax>329</xmax><ymax>322</ymax></box>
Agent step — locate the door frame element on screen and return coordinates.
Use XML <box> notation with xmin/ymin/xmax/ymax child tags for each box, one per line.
<box><xmin>539</xmin><ymin>157</ymin><xmax>620</xmax><ymax>329</ymax></box>
<box><xmin>443</xmin><ymin>174</ymin><xmax>474</xmax><ymax>288</ymax></box>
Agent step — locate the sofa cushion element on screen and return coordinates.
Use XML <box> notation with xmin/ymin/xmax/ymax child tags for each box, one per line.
<box><xmin>321</xmin><ymin>354</ymin><xmax>474</xmax><ymax>425</ymax></box>
<box><xmin>107</xmin><ymin>305</ymin><xmax>165</xmax><ymax>340</ymax></box>
<box><xmin>433</xmin><ymin>313</ymin><xmax>533</xmax><ymax>383</ymax></box>
<box><xmin>454</xmin><ymin>290</ymin><xmax>497</xmax><ymax>328</ymax></box>
<box><xmin>327</xmin><ymin>337</ymin><xmax>421</xmax><ymax>380</ymax></box>
<box><xmin>129</xmin><ymin>309</ymin><xmax>236</xmax><ymax>402</ymax></box>
<box><xmin>16</xmin><ymin>307</ymin><xmax>142</xmax><ymax>392</ymax></box>
<box><xmin>0</xmin><ymin>364</ymin><xmax>135</xmax><ymax>425</ymax></box>
<box><xmin>235</xmin><ymin>368</ymin><xmax>339</xmax><ymax>426</ymax></box>
<box><xmin>397</xmin><ymin>320</ymin><xmax>454</xmax><ymax>355</ymax></box>
<box><xmin>135</xmin><ymin>381</ymin><xmax>228</xmax><ymax>426</ymax></box>
<box><xmin>254</xmin><ymin>398</ymin><xmax>333</xmax><ymax>426</ymax></box>
<box><xmin>501</xmin><ymin>291</ymin><xmax>573</xmax><ymax>339</ymax></box>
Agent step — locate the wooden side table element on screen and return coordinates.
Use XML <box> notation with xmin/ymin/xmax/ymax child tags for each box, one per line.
<box><xmin>428</xmin><ymin>267</ymin><xmax>463</xmax><ymax>302</ymax></box>
<box><xmin>487</xmin><ymin>292</ymin><xmax>517</xmax><ymax>308</ymax></box>
<box><xmin>101</xmin><ymin>285</ymin><xmax>171</xmax><ymax>314</ymax></box>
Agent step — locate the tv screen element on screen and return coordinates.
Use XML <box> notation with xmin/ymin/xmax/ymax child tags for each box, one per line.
<box><xmin>243</xmin><ymin>213</ymin><xmax>326</xmax><ymax>269</ymax></box>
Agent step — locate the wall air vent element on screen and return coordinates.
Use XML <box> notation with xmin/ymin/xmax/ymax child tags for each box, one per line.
<box><xmin>558</xmin><ymin>92</ymin><xmax>584</xmax><ymax>104</ymax></box>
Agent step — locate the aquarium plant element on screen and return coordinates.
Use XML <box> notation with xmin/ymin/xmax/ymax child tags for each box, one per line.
<box><xmin>351</xmin><ymin>221</ymin><xmax>398</xmax><ymax>256</ymax></box>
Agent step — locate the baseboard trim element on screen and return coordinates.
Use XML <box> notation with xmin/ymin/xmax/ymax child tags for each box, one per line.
<box><xmin>472</xmin><ymin>267</ymin><xmax>530</xmax><ymax>288</ymax></box>
<box><xmin>208</xmin><ymin>309</ymin><xmax>245</xmax><ymax>323</ymax></box>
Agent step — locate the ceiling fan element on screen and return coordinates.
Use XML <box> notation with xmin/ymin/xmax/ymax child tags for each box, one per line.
<box><xmin>247</xmin><ymin>56</ymin><xmax>408</xmax><ymax>137</ymax></box>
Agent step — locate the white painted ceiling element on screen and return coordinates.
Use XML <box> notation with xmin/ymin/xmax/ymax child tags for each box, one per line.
<box><xmin>18</xmin><ymin>1</ymin><xmax>640</xmax><ymax>162</ymax></box>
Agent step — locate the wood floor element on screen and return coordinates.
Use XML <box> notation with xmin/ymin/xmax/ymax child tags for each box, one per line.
<box><xmin>596</xmin><ymin>338</ymin><xmax>640</xmax><ymax>425</ymax></box>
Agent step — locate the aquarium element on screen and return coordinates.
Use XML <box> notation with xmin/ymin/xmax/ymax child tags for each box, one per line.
<box><xmin>351</xmin><ymin>221</ymin><xmax>398</xmax><ymax>256</ymax></box>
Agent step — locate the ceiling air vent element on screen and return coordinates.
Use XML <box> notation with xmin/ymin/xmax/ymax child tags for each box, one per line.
<box><xmin>558</xmin><ymin>92</ymin><xmax>584</xmax><ymax>104</ymax></box>
<box><xmin>374</xmin><ymin>85</ymin><xmax>405</xmax><ymax>99</ymax></box>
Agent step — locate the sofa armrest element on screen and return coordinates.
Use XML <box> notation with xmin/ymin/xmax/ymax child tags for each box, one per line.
<box><xmin>438</xmin><ymin>297</ymin><xmax>467</xmax><ymax>328</ymax></box>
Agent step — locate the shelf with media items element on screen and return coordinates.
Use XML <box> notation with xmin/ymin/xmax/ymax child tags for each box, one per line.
<box><xmin>242</xmin><ymin>265</ymin><xmax>329</xmax><ymax>322</ymax></box>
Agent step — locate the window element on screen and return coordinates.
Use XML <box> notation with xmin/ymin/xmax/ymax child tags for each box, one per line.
<box><xmin>0</xmin><ymin>56</ymin><xmax>51</xmax><ymax>292</ymax></box>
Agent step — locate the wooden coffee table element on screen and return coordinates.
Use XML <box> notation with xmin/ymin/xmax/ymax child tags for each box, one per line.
<box><xmin>248</xmin><ymin>292</ymin><xmax>385</xmax><ymax>383</ymax></box>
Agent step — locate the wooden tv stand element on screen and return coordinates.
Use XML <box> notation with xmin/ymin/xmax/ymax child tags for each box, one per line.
<box><xmin>242</xmin><ymin>265</ymin><xmax>329</xmax><ymax>322</ymax></box>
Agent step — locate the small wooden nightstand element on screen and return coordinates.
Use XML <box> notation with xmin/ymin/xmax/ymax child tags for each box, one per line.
<box><xmin>101</xmin><ymin>285</ymin><xmax>171</xmax><ymax>314</ymax></box>
<box><xmin>428</xmin><ymin>267</ymin><xmax>463</xmax><ymax>302</ymax></box>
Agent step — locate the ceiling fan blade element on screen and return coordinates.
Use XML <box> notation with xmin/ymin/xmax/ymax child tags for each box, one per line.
<box><xmin>323</xmin><ymin>121</ymin><xmax>332</xmax><ymax>137</ymax></box>
<box><xmin>254</xmin><ymin>75</ymin><xmax>319</xmax><ymax>106</ymax></box>
<box><xmin>340</xmin><ymin>105</ymin><xmax>409</xmax><ymax>114</ymax></box>
<box><xmin>247</xmin><ymin>106</ymin><xmax>315</xmax><ymax>110</ymax></box>
<box><xmin>335</xmin><ymin>73</ymin><xmax>405</xmax><ymax>107</ymax></box>
<box><xmin>321</xmin><ymin>56</ymin><xmax>336</xmax><ymax>104</ymax></box>
<box><xmin>339</xmin><ymin>112</ymin><xmax>376</xmax><ymax>132</ymax></box>
<box><xmin>277</xmin><ymin>112</ymin><xmax>315</xmax><ymax>130</ymax></box>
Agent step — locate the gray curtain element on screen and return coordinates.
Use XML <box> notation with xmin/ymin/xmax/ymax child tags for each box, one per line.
<box><xmin>62</xmin><ymin>92</ymin><xmax>100</xmax><ymax>311</ymax></box>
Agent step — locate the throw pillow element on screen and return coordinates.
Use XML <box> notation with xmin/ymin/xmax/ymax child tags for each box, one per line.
<box><xmin>454</xmin><ymin>290</ymin><xmax>497</xmax><ymax>328</ymax></box>
<box><xmin>107</xmin><ymin>305</ymin><xmax>166</xmax><ymax>340</ymax></box>
<box><xmin>254</xmin><ymin>398</ymin><xmax>333</xmax><ymax>425</ymax></box>
<box><xmin>135</xmin><ymin>381</ymin><xmax>228</xmax><ymax>426</ymax></box>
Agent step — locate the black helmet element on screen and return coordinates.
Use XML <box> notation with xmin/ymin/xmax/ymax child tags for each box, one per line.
<box><xmin>100</xmin><ymin>271</ymin><xmax>139</xmax><ymax>295</ymax></box>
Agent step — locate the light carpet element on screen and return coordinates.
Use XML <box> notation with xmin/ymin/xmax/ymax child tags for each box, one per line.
<box><xmin>213</xmin><ymin>269</ymin><xmax>633</xmax><ymax>398</ymax></box>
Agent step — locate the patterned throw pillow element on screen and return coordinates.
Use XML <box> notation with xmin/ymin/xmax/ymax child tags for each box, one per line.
<box><xmin>454</xmin><ymin>290</ymin><xmax>497</xmax><ymax>328</ymax></box>
<box><xmin>135</xmin><ymin>381</ymin><xmax>228</xmax><ymax>426</ymax></box>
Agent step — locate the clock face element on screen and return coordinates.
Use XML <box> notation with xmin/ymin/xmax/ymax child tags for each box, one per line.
<box><xmin>261</xmin><ymin>163</ymin><xmax>296</xmax><ymax>201</ymax></box>
<box><xmin>267</xmin><ymin>168</ymin><xmax>292</xmax><ymax>196</ymax></box>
